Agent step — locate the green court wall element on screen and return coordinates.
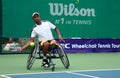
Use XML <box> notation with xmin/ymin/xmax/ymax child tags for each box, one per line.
<box><xmin>2</xmin><ymin>0</ymin><xmax>120</xmax><ymax>38</ymax></box>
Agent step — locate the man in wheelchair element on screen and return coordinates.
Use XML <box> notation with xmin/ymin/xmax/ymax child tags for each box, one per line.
<box><xmin>19</xmin><ymin>12</ymin><xmax>64</xmax><ymax>67</ymax></box>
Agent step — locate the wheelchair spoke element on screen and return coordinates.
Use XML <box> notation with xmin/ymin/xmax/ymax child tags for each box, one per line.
<box><xmin>57</xmin><ymin>46</ymin><xmax>70</xmax><ymax>69</ymax></box>
<box><xmin>26</xmin><ymin>46</ymin><xmax>37</xmax><ymax>70</ymax></box>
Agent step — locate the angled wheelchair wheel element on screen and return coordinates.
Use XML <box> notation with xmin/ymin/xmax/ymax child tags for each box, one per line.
<box><xmin>57</xmin><ymin>45</ymin><xmax>70</xmax><ymax>69</ymax></box>
<box><xmin>26</xmin><ymin>46</ymin><xmax>37</xmax><ymax>70</ymax></box>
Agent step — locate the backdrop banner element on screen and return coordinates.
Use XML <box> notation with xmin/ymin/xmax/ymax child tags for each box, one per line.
<box><xmin>2</xmin><ymin>0</ymin><xmax>120</xmax><ymax>38</ymax></box>
<box><xmin>56</xmin><ymin>39</ymin><xmax>120</xmax><ymax>53</ymax></box>
<box><xmin>2</xmin><ymin>38</ymin><xmax>120</xmax><ymax>54</ymax></box>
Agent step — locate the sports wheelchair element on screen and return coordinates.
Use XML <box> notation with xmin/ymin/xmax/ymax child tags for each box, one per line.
<box><xmin>26</xmin><ymin>40</ymin><xmax>70</xmax><ymax>71</ymax></box>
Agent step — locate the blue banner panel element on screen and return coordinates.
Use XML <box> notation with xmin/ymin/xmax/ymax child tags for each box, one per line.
<box><xmin>56</xmin><ymin>39</ymin><xmax>120</xmax><ymax>53</ymax></box>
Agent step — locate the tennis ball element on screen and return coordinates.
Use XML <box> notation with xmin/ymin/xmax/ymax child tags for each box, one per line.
<box><xmin>30</xmin><ymin>42</ymin><xmax>35</xmax><ymax>47</ymax></box>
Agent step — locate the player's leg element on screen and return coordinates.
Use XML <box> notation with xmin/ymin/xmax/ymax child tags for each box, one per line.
<box><xmin>40</xmin><ymin>40</ymin><xmax>50</xmax><ymax>67</ymax></box>
<box><xmin>50</xmin><ymin>40</ymin><xmax>60</xmax><ymax>47</ymax></box>
<box><xmin>43</xmin><ymin>42</ymin><xmax>50</xmax><ymax>56</ymax></box>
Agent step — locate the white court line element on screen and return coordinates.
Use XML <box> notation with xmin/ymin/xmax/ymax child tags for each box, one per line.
<box><xmin>0</xmin><ymin>75</ymin><xmax>12</xmax><ymax>78</ymax></box>
<box><xmin>0</xmin><ymin>69</ymin><xmax>120</xmax><ymax>78</ymax></box>
<box><xmin>66</xmin><ymin>71</ymin><xmax>100</xmax><ymax>78</ymax></box>
<box><xmin>69</xmin><ymin>68</ymin><xmax>120</xmax><ymax>73</ymax></box>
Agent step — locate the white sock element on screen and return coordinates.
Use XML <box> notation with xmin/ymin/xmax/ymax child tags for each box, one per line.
<box><xmin>43</xmin><ymin>56</ymin><xmax>47</xmax><ymax>59</ymax></box>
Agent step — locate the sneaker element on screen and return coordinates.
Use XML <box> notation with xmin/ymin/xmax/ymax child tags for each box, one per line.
<box><xmin>42</xmin><ymin>59</ymin><xmax>50</xmax><ymax>68</ymax></box>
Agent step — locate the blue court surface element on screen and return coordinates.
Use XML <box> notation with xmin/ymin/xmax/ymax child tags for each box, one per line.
<box><xmin>1</xmin><ymin>69</ymin><xmax>120</xmax><ymax>78</ymax></box>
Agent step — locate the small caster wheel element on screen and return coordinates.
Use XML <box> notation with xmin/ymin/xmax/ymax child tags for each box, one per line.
<box><xmin>52</xmin><ymin>66</ymin><xmax>55</xmax><ymax>71</ymax></box>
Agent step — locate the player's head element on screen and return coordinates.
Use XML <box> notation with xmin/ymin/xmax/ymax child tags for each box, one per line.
<box><xmin>32</xmin><ymin>12</ymin><xmax>41</xmax><ymax>23</ymax></box>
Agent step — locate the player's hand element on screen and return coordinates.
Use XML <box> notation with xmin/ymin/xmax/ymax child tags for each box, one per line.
<box><xmin>58</xmin><ymin>35</ymin><xmax>65</xmax><ymax>42</ymax></box>
<box><xmin>18</xmin><ymin>48</ymin><xmax>22</xmax><ymax>52</ymax></box>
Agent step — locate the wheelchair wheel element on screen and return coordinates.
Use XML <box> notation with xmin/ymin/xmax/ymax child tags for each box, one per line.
<box><xmin>26</xmin><ymin>46</ymin><xmax>37</xmax><ymax>70</ymax></box>
<box><xmin>57</xmin><ymin>45</ymin><xmax>70</xmax><ymax>69</ymax></box>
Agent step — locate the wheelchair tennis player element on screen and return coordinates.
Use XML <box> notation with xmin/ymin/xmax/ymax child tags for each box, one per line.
<box><xmin>19</xmin><ymin>12</ymin><xmax>65</xmax><ymax>67</ymax></box>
